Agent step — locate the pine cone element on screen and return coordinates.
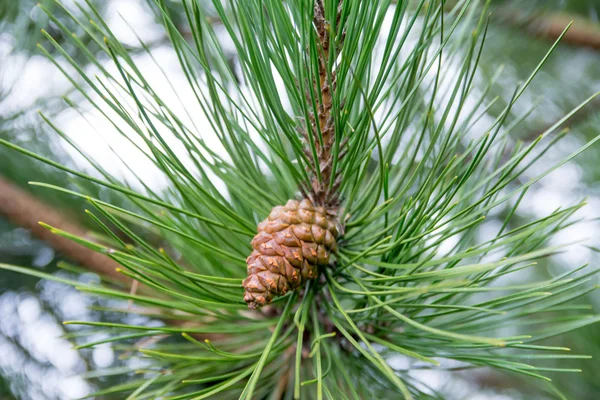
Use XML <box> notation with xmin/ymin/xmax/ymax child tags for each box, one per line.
<box><xmin>243</xmin><ymin>199</ymin><xmax>339</xmax><ymax>309</ymax></box>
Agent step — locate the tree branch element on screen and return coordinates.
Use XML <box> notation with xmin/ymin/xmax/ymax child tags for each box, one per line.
<box><xmin>494</xmin><ymin>9</ymin><xmax>600</xmax><ymax>51</ymax></box>
<box><xmin>0</xmin><ymin>175</ymin><xmax>127</xmax><ymax>283</ymax></box>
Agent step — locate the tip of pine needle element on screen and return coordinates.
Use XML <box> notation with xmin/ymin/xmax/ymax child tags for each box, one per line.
<box><xmin>38</xmin><ymin>221</ymin><xmax>52</xmax><ymax>230</ymax></box>
<box><xmin>181</xmin><ymin>333</ymin><xmax>195</xmax><ymax>342</ymax></box>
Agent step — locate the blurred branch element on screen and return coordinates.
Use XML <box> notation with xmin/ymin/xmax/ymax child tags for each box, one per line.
<box><xmin>0</xmin><ymin>175</ymin><xmax>127</xmax><ymax>282</ymax></box>
<box><xmin>437</xmin><ymin>0</ymin><xmax>600</xmax><ymax>50</ymax></box>
<box><xmin>0</xmin><ymin>177</ymin><xmax>227</xmax><ymax>332</ymax></box>
<box><xmin>494</xmin><ymin>8</ymin><xmax>600</xmax><ymax>50</ymax></box>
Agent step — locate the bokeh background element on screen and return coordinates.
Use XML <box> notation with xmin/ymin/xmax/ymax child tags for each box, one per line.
<box><xmin>1</xmin><ymin>0</ymin><xmax>600</xmax><ymax>399</ymax></box>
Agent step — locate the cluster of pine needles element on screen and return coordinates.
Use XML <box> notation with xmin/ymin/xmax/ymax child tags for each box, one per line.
<box><xmin>2</xmin><ymin>0</ymin><xmax>600</xmax><ymax>399</ymax></box>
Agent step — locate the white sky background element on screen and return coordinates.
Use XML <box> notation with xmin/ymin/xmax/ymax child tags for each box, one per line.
<box><xmin>1</xmin><ymin>0</ymin><xmax>600</xmax><ymax>399</ymax></box>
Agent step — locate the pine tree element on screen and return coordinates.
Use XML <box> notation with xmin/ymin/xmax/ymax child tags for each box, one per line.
<box><xmin>2</xmin><ymin>0</ymin><xmax>600</xmax><ymax>398</ymax></box>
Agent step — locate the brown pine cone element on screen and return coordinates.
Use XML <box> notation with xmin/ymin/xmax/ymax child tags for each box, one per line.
<box><xmin>243</xmin><ymin>199</ymin><xmax>339</xmax><ymax>309</ymax></box>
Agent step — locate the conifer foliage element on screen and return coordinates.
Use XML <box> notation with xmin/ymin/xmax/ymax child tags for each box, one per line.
<box><xmin>2</xmin><ymin>0</ymin><xmax>600</xmax><ymax>398</ymax></box>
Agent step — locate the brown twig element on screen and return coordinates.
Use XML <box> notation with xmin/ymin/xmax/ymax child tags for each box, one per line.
<box><xmin>0</xmin><ymin>175</ymin><xmax>127</xmax><ymax>283</ymax></box>
<box><xmin>494</xmin><ymin>8</ymin><xmax>600</xmax><ymax>51</ymax></box>
<box><xmin>0</xmin><ymin>177</ymin><xmax>238</xmax><ymax>341</ymax></box>
<box><xmin>300</xmin><ymin>0</ymin><xmax>346</xmax><ymax>208</ymax></box>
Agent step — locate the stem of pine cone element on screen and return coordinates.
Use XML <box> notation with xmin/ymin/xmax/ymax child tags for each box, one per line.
<box><xmin>309</xmin><ymin>0</ymin><xmax>343</xmax><ymax>207</ymax></box>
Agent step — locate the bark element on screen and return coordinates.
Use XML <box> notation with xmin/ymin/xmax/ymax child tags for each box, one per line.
<box><xmin>0</xmin><ymin>175</ymin><xmax>127</xmax><ymax>282</ymax></box>
<box><xmin>496</xmin><ymin>10</ymin><xmax>600</xmax><ymax>51</ymax></box>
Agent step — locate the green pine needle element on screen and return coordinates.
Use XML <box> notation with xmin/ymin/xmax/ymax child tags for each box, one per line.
<box><xmin>1</xmin><ymin>0</ymin><xmax>599</xmax><ymax>398</ymax></box>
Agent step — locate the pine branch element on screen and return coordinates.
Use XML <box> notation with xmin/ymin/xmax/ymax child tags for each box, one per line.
<box><xmin>426</xmin><ymin>0</ymin><xmax>600</xmax><ymax>50</ymax></box>
<box><xmin>494</xmin><ymin>8</ymin><xmax>600</xmax><ymax>50</ymax></box>
<box><xmin>304</xmin><ymin>0</ymin><xmax>345</xmax><ymax>207</ymax></box>
<box><xmin>2</xmin><ymin>1</ymin><xmax>600</xmax><ymax>398</ymax></box>
<box><xmin>0</xmin><ymin>175</ymin><xmax>126</xmax><ymax>282</ymax></box>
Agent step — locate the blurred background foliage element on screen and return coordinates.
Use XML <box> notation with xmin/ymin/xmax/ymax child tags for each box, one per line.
<box><xmin>1</xmin><ymin>0</ymin><xmax>600</xmax><ymax>398</ymax></box>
